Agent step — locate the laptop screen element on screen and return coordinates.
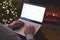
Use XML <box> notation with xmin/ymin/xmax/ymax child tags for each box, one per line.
<box><xmin>21</xmin><ymin>3</ymin><xmax>46</xmax><ymax>23</ymax></box>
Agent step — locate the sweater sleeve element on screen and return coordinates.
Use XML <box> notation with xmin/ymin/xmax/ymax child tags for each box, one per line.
<box><xmin>0</xmin><ymin>23</ymin><xmax>22</xmax><ymax>40</ymax></box>
<box><xmin>25</xmin><ymin>34</ymin><xmax>35</xmax><ymax>40</ymax></box>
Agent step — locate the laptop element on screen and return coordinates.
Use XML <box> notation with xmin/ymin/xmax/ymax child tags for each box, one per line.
<box><xmin>14</xmin><ymin>3</ymin><xmax>46</xmax><ymax>36</ymax></box>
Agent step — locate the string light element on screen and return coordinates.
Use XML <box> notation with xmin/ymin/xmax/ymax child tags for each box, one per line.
<box><xmin>2</xmin><ymin>14</ymin><xmax>4</xmax><ymax>16</ymax></box>
<box><xmin>6</xmin><ymin>6</ymin><xmax>8</xmax><ymax>8</ymax></box>
<box><xmin>2</xmin><ymin>19</ymin><xmax>7</xmax><ymax>23</ymax></box>
<box><xmin>14</xmin><ymin>10</ymin><xmax>18</xmax><ymax>14</ymax></box>
<box><xmin>0</xmin><ymin>3</ymin><xmax>2</xmax><ymax>5</ymax></box>
<box><xmin>8</xmin><ymin>21</ymin><xmax>10</xmax><ymax>23</ymax></box>
<box><xmin>5</xmin><ymin>23</ymin><xmax>7</xmax><ymax>24</ymax></box>
<box><xmin>15</xmin><ymin>15</ymin><xmax>18</xmax><ymax>17</ymax></box>
<box><xmin>0</xmin><ymin>0</ymin><xmax>19</xmax><ymax>24</ymax></box>
<box><xmin>3</xmin><ymin>6</ymin><xmax>5</xmax><ymax>9</ymax></box>
<box><xmin>3</xmin><ymin>19</ymin><xmax>5</xmax><ymax>22</ymax></box>
<box><xmin>9</xmin><ymin>18</ymin><xmax>13</xmax><ymax>21</ymax></box>
<box><xmin>7</xmin><ymin>10</ymin><xmax>9</xmax><ymax>14</ymax></box>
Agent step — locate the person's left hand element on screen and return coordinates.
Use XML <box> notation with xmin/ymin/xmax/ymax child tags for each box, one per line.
<box><xmin>9</xmin><ymin>19</ymin><xmax>24</xmax><ymax>30</ymax></box>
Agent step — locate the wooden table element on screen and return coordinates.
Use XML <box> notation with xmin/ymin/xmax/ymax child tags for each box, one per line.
<box><xmin>41</xmin><ymin>24</ymin><xmax>60</xmax><ymax>40</ymax></box>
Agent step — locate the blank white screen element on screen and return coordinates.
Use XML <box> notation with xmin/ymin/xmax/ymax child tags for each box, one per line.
<box><xmin>21</xmin><ymin>3</ymin><xmax>46</xmax><ymax>23</ymax></box>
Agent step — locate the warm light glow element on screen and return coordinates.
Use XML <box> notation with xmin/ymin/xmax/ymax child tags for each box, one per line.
<box><xmin>2</xmin><ymin>14</ymin><xmax>4</xmax><ymax>16</ymax></box>
<box><xmin>0</xmin><ymin>0</ymin><xmax>18</xmax><ymax>24</ymax></box>
<box><xmin>53</xmin><ymin>14</ymin><xmax>55</xmax><ymax>16</ymax></box>
<box><xmin>8</xmin><ymin>21</ymin><xmax>10</xmax><ymax>23</ymax></box>
<box><xmin>9</xmin><ymin>18</ymin><xmax>13</xmax><ymax>21</ymax></box>
<box><xmin>53</xmin><ymin>13</ymin><xmax>57</xmax><ymax>16</ymax></box>
<box><xmin>15</xmin><ymin>15</ymin><xmax>18</xmax><ymax>17</ymax></box>
<box><xmin>13</xmin><ymin>14</ymin><xmax>15</xmax><ymax>15</ymax></box>
<box><xmin>3</xmin><ymin>19</ymin><xmax>5</xmax><ymax>22</ymax></box>
<box><xmin>7</xmin><ymin>10</ymin><xmax>9</xmax><ymax>14</ymax></box>
<box><xmin>0</xmin><ymin>3</ymin><xmax>2</xmax><ymax>5</ymax></box>
<box><xmin>5</xmin><ymin>23</ymin><xmax>6</xmax><ymax>24</ymax></box>
<box><xmin>11</xmin><ymin>11</ymin><xmax>14</xmax><ymax>13</ymax></box>
<box><xmin>2</xmin><ymin>7</ymin><xmax>5</xmax><ymax>9</ymax></box>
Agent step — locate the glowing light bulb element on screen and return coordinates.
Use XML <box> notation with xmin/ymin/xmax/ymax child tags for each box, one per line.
<box><xmin>15</xmin><ymin>12</ymin><xmax>17</xmax><ymax>14</ymax></box>
<box><xmin>3</xmin><ymin>19</ymin><xmax>5</xmax><ymax>22</ymax></box>
<box><xmin>5</xmin><ymin>23</ymin><xmax>6</xmax><ymax>24</ymax></box>
<box><xmin>3</xmin><ymin>2</ymin><xmax>5</xmax><ymax>3</ymax></box>
<box><xmin>6</xmin><ymin>3</ymin><xmax>8</xmax><ymax>5</ymax></box>
<box><xmin>14</xmin><ymin>8</ymin><xmax>17</xmax><ymax>10</ymax></box>
<box><xmin>6</xmin><ymin>6</ymin><xmax>8</xmax><ymax>8</ymax></box>
<box><xmin>7</xmin><ymin>10</ymin><xmax>9</xmax><ymax>14</ymax></box>
<box><xmin>11</xmin><ymin>11</ymin><xmax>14</xmax><ymax>13</ymax></box>
<box><xmin>2</xmin><ymin>7</ymin><xmax>5</xmax><ymax>9</ymax></box>
<box><xmin>8</xmin><ymin>21</ymin><xmax>10</xmax><ymax>23</ymax></box>
<box><xmin>53</xmin><ymin>14</ymin><xmax>55</xmax><ymax>16</ymax></box>
<box><xmin>15</xmin><ymin>15</ymin><xmax>17</xmax><ymax>17</ymax></box>
<box><xmin>13</xmin><ymin>14</ymin><xmax>15</xmax><ymax>15</ymax></box>
<box><xmin>0</xmin><ymin>3</ymin><xmax>2</xmax><ymax>5</ymax></box>
<box><xmin>2</xmin><ymin>14</ymin><xmax>4</xmax><ymax>16</ymax></box>
<box><xmin>9</xmin><ymin>18</ymin><xmax>13</xmax><ymax>21</ymax></box>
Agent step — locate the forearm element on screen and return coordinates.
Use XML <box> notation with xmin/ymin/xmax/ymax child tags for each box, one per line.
<box><xmin>3</xmin><ymin>23</ymin><xmax>35</xmax><ymax>40</ymax></box>
<box><xmin>0</xmin><ymin>23</ymin><xmax>21</xmax><ymax>40</ymax></box>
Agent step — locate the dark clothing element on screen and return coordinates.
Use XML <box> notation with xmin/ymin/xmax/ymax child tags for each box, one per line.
<box><xmin>0</xmin><ymin>23</ymin><xmax>21</xmax><ymax>40</ymax></box>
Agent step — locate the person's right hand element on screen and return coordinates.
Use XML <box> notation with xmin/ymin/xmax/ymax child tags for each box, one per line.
<box><xmin>24</xmin><ymin>25</ymin><xmax>35</xmax><ymax>35</ymax></box>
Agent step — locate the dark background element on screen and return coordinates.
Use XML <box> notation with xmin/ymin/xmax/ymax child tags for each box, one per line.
<box><xmin>29</xmin><ymin>0</ymin><xmax>60</xmax><ymax>5</ymax></box>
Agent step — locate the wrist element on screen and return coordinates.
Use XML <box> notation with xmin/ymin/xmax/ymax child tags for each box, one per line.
<box><xmin>4</xmin><ymin>24</ymin><xmax>9</xmax><ymax>27</ymax></box>
<box><xmin>25</xmin><ymin>34</ymin><xmax>35</xmax><ymax>40</ymax></box>
<box><xmin>3</xmin><ymin>24</ymin><xmax>12</xmax><ymax>28</ymax></box>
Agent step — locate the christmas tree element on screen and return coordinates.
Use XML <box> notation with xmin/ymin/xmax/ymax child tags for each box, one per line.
<box><xmin>0</xmin><ymin>0</ymin><xmax>19</xmax><ymax>24</ymax></box>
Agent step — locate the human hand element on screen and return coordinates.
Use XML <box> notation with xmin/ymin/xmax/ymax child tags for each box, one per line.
<box><xmin>24</xmin><ymin>25</ymin><xmax>35</xmax><ymax>35</ymax></box>
<box><xmin>9</xmin><ymin>19</ymin><xmax>24</xmax><ymax>30</ymax></box>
